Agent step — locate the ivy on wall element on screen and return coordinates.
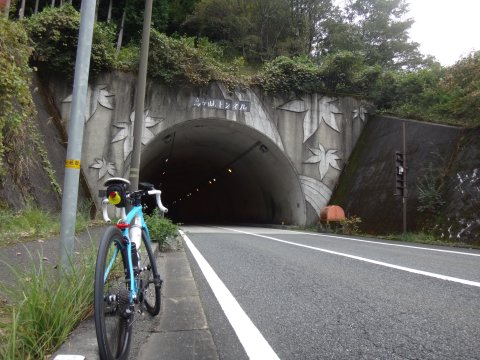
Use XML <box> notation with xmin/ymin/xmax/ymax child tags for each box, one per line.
<box><xmin>0</xmin><ymin>18</ymin><xmax>61</xmax><ymax>197</ymax></box>
<box><xmin>0</xmin><ymin>18</ymin><xmax>35</xmax><ymax>177</ymax></box>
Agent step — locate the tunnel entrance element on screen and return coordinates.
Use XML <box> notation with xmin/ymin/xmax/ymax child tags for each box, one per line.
<box><xmin>140</xmin><ymin>119</ymin><xmax>306</xmax><ymax>225</ymax></box>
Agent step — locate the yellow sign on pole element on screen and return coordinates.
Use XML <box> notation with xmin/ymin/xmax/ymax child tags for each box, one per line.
<box><xmin>65</xmin><ymin>159</ymin><xmax>81</xmax><ymax>169</ymax></box>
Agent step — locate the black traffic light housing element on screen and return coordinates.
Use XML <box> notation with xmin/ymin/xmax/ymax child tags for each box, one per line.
<box><xmin>395</xmin><ymin>151</ymin><xmax>407</xmax><ymax>197</ymax></box>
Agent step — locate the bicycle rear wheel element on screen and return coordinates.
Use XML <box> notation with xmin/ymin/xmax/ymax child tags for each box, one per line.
<box><xmin>138</xmin><ymin>230</ymin><xmax>161</xmax><ymax>315</ymax></box>
<box><xmin>94</xmin><ymin>226</ymin><xmax>133</xmax><ymax>360</ymax></box>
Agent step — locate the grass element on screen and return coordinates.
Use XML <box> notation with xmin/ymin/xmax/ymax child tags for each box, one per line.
<box><xmin>0</xmin><ymin>202</ymin><xmax>94</xmax><ymax>248</ymax></box>
<box><xmin>0</xmin><ymin>202</ymin><xmax>99</xmax><ymax>357</ymax></box>
<box><xmin>0</xmin><ymin>204</ymin><xmax>180</xmax><ymax>358</ymax></box>
<box><xmin>0</xmin><ymin>244</ymin><xmax>97</xmax><ymax>359</ymax></box>
<box><xmin>380</xmin><ymin>232</ymin><xmax>480</xmax><ymax>249</ymax></box>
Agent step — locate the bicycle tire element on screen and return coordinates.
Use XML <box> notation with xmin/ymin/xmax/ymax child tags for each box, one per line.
<box><xmin>138</xmin><ymin>230</ymin><xmax>161</xmax><ymax>315</ymax></box>
<box><xmin>94</xmin><ymin>226</ymin><xmax>133</xmax><ymax>360</ymax></box>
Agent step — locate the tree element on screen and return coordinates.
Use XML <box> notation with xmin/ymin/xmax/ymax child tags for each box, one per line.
<box><xmin>182</xmin><ymin>0</ymin><xmax>255</xmax><ymax>59</ymax></box>
<box><xmin>120</xmin><ymin>0</ymin><xmax>169</xmax><ymax>44</ymax></box>
<box><xmin>183</xmin><ymin>0</ymin><xmax>315</xmax><ymax>63</ymax></box>
<box><xmin>288</xmin><ymin>0</ymin><xmax>336</xmax><ymax>55</ymax></box>
<box><xmin>440</xmin><ymin>51</ymin><xmax>480</xmax><ymax>124</ymax></box>
<box><xmin>342</xmin><ymin>0</ymin><xmax>424</xmax><ymax>69</ymax></box>
<box><xmin>166</xmin><ymin>0</ymin><xmax>200</xmax><ymax>34</ymax></box>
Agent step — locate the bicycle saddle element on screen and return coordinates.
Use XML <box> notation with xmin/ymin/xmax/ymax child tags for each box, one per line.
<box><xmin>103</xmin><ymin>177</ymin><xmax>131</xmax><ymax>187</ymax></box>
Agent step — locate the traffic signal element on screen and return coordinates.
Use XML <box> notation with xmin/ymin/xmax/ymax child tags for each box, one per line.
<box><xmin>395</xmin><ymin>151</ymin><xmax>406</xmax><ymax>196</ymax></box>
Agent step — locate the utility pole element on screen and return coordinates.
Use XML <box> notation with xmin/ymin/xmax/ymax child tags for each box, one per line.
<box><xmin>3</xmin><ymin>0</ymin><xmax>10</xmax><ymax>19</ymax></box>
<box><xmin>19</xmin><ymin>0</ymin><xmax>25</xmax><ymax>19</ymax></box>
<box><xmin>402</xmin><ymin>122</ymin><xmax>407</xmax><ymax>234</ymax></box>
<box><xmin>58</xmin><ymin>0</ymin><xmax>96</xmax><ymax>271</ymax></box>
<box><xmin>129</xmin><ymin>0</ymin><xmax>153</xmax><ymax>191</ymax></box>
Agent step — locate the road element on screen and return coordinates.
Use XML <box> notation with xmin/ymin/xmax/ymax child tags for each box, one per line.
<box><xmin>180</xmin><ymin>225</ymin><xmax>480</xmax><ymax>360</ymax></box>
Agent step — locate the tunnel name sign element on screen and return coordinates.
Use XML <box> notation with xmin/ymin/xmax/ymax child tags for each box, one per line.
<box><xmin>190</xmin><ymin>97</ymin><xmax>251</xmax><ymax>112</ymax></box>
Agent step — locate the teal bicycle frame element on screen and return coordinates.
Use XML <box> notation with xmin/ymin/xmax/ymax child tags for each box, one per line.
<box><xmin>101</xmin><ymin>182</ymin><xmax>167</xmax><ymax>304</ymax></box>
<box><xmin>103</xmin><ymin>205</ymin><xmax>151</xmax><ymax>303</ymax></box>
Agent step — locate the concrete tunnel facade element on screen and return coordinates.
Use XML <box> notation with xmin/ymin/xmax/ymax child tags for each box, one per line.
<box><xmin>54</xmin><ymin>73</ymin><xmax>368</xmax><ymax>225</ymax></box>
<box><xmin>140</xmin><ymin>119</ymin><xmax>305</xmax><ymax>224</ymax></box>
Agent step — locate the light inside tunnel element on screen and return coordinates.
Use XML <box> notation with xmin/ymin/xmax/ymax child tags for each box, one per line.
<box><xmin>140</xmin><ymin>119</ymin><xmax>306</xmax><ymax>225</ymax></box>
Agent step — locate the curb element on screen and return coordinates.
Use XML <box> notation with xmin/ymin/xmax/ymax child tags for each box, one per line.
<box><xmin>53</xmin><ymin>243</ymin><xmax>218</xmax><ymax>360</ymax></box>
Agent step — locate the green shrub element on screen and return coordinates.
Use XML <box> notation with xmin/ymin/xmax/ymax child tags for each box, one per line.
<box><xmin>147</xmin><ymin>31</ymin><xmax>244</xmax><ymax>87</ymax></box>
<box><xmin>254</xmin><ymin>55</ymin><xmax>322</xmax><ymax>95</ymax></box>
<box><xmin>144</xmin><ymin>209</ymin><xmax>178</xmax><ymax>249</ymax></box>
<box><xmin>319</xmin><ymin>51</ymin><xmax>381</xmax><ymax>94</ymax></box>
<box><xmin>340</xmin><ymin>216</ymin><xmax>362</xmax><ymax>235</ymax></box>
<box><xmin>25</xmin><ymin>4</ymin><xmax>116</xmax><ymax>79</ymax></box>
<box><xmin>416</xmin><ymin>163</ymin><xmax>445</xmax><ymax>214</ymax></box>
<box><xmin>254</xmin><ymin>53</ymin><xmax>382</xmax><ymax>96</ymax></box>
<box><xmin>114</xmin><ymin>44</ymin><xmax>141</xmax><ymax>72</ymax></box>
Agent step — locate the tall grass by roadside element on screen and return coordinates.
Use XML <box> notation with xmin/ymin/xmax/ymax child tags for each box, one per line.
<box><xmin>0</xmin><ymin>244</ymin><xmax>97</xmax><ymax>359</ymax></box>
<box><xmin>0</xmin><ymin>201</ymin><xmax>92</xmax><ymax>248</ymax></box>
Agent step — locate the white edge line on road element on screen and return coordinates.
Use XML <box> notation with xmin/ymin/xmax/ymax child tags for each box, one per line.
<box><xmin>216</xmin><ymin>227</ymin><xmax>480</xmax><ymax>288</ymax></box>
<box><xmin>281</xmin><ymin>230</ymin><xmax>480</xmax><ymax>257</ymax></box>
<box><xmin>179</xmin><ymin>230</ymin><xmax>280</xmax><ymax>360</ymax></box>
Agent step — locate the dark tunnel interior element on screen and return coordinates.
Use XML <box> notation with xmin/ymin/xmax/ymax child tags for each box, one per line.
<box><xmin>139</xmin><ymin>119</ymin><xmax>306</xmax><ymax>225</ymax></box>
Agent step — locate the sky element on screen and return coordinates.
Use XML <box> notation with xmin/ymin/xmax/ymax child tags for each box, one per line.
<box><xmin>406</xmin><ymin>0</ymin><xmax>480</xmax><ymax>65</ymax></box>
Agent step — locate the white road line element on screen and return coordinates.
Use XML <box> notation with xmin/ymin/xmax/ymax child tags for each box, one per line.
<box><xmin>179</xmin><ymin>230</ymin><xmax>280</xmax><ymax>360</ymax></box>
<box><xmin>282</xmin><ymin>230</ymin><xmax>480</xmax><ymax>257</ymax></box>
<box><xmin>217</xmin><ymin>227</ymin><xmax>480</xmax><ymax>288</ymax></box>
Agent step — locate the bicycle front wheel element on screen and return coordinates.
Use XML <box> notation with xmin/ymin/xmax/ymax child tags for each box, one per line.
<box><xmin>94</xmin><ymin>226</ymin><xmax>133</xmax><ymax>360</ymax></box>
<box><xmin>138</xmin><ymin>230</ymin><xmax>161</xmax><ymax>315</ymax></box>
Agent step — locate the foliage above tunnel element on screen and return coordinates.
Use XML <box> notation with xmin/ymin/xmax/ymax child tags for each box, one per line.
<box><xmin>147</xmin><ymin>32</ymin><xmax>246</xmax><ymax>87</ymax></box>
<box><xmin>24</xmin><ymin>4</ymin><xmax>116</xmax><ymax>79</ymax></box>
<box><xmin>253</xmin><ymin>52</ymin><xmax>382</xmax><ymax>96</ymax></box>
<box><xmin>3</xmin><ymin>0</ymin><xmax>480</xmax><ymax>127</ymax></box>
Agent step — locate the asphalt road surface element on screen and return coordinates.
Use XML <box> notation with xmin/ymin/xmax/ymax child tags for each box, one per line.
<box><xmin>180</xmin><ymin>225</ymin><xmax>480</xmax><ymax>360</ymax></box>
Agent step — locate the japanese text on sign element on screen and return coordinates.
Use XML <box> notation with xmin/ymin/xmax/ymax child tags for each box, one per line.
<box><xmin>190</xmin><ymin>97</ymin><xmax>251</xmax><ymax>112</ymax></box>
<box><xmin>65</xmin><ymin>159</ymin><xmax>81</xmax><ymax>169</ymax></box>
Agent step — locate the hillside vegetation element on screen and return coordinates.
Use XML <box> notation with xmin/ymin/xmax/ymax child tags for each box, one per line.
<box><xmin>2</xmin><ymin>1</ymin><xmax>479</xmax><ymax>130</ymax></box>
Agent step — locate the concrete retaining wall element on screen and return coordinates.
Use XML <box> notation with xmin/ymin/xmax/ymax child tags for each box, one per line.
<box><xmin>330</xmin><ymin>115</ymin><xmax>479</xmax><ymax>243</ymax></box>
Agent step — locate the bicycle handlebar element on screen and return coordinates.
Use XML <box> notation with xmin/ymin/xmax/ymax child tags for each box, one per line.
<box><xmin>101</xmin><ymin>187</ymin><xmax>168</xmax><ymax>223</ymax></box>
<box><xmin>102</xmin><ymin>198</ymin><xmax>112</xmax><ymax>223</ymax></box>
<box><xmin>147</xmin><ymin>189</ymin><xmax>169</xmax><ymax>213</ymax></box>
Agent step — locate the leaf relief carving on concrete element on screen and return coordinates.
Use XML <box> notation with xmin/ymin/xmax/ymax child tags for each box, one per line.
<box><xmin>353</xmin><ymin>106</ymin><xmax>367</xmax><ymax>122</ymax></box>
<box><xmin>111</xmin><ymin>110</ymin><xmax>162</xmax><ymax>161</ymax></box>
<box><xmin>277</xmin><ymin>96</ymin><xmax>343</xmax><ymax>143</ymax></box>
<box><xmin>90</xmin><ymin>157</ymin><xmax>116</xmax><ymax>179</ymax></box>
<box><xmin>62</xmin><ymin>85</ymin><xmax>115</xmax><ymax>122</ymax></box>
<box><xmin>304</xmin><ymin>145</ymin><xmax>341</xmax><ymax>180</ymax></box>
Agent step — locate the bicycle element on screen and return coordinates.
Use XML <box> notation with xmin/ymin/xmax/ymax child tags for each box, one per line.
<box><xmin>94</xmin><ymin>177</ymin><xmax>168</xmax><ymax>360</ymax></box>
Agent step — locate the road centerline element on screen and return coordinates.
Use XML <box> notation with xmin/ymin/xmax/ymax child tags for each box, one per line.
<box><xmin>179</xmin><ymin>230</ymin><xmax>280</xmax><ymax>360</ymax></box>
<box><xmin>216</xmin><ymin>226</ymin><xmax>480</xmax><ymax>288</ymax></box>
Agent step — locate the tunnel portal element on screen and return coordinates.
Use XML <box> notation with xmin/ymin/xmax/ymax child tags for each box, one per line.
<box><xmin>140</xmin><ymin>119</ymin><xmax>306</xmax><ymax>225</ymax></box>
